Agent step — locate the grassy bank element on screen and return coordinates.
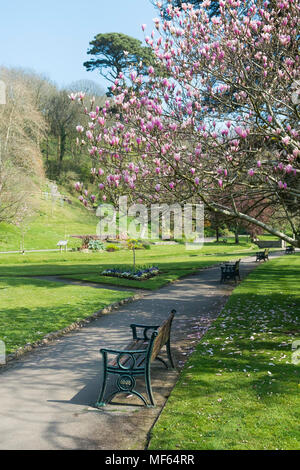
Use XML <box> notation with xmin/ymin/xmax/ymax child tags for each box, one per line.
<box><xmin>149</xmin><ymin>254</ymin><xmax>300</xmax><ymax>450</ymax></box>
<box><xmin>0</xmin><ymin>194</ymin><xmax>99</xmax><ymax>252</ymax></box>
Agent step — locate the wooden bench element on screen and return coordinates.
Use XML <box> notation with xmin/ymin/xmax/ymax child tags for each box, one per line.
<box><xmin>220</xmin><ymin>259</ymin><xmax>241</xmax><ymax>283</ymax></box>
<box><xmin>285</xmin><ymin>246</ymin><xmax>295</xmax><ymax>254</ymax></box>
<box><xmin>255</xmin><ymin>248</ymin><xmax>269</xmax><ymax>262</ymax></box>
<box><xmin>95</xmin><ymin>309</ymin><xmax>176</xmax><ymax>408</ymax></box>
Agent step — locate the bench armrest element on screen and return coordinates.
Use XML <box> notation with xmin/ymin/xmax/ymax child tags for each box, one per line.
<box><xmin>130</xmin><ymin>324</ymin><xmax>159</xmax><ymax>340</ymax></box>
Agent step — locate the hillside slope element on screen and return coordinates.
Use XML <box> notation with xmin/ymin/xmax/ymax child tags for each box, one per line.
<box><xmin>0</xmin><ymin>185</ymin><xmax>99</xmax><ymax>252</ymax></box>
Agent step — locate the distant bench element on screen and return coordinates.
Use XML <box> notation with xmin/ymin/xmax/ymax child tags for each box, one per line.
<box><xmin>256</xmin><ymin>248</ymin><xmax>269</xmax><ymax>262</ymax></box>
<box><xmin>220</xmin><ymin>259</ymin><xmax>241</xmax><ymax>283</ymax></box>
<box><xmin>285</xmin><ymin>246</ymin><xmax>295</xmax><ymax>254</ymax></box>
<box><xmin>95</xmin><ymin>309</ymin><xmax>176</xmax><ymax>408</ymax></box>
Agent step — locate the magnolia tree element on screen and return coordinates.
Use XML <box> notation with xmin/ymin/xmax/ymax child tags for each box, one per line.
<box><xmin>73</xmin><ymin>0</ymin><xmax>300</xmax><ymax>246</ymax></box>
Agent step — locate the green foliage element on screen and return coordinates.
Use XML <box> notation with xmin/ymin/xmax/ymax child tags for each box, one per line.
<box><xmin>84</xmin><ymin>33</ymin><xmax>155</xmax><ymax>87</ymax></box>
<box><xmin>126</xmin><ymin>238</ymin><xmax>151</xmax><ymax>250</ymax></box>
<box><xmin>88</xmin><ymin>239</ymin><xmax>104</xmax><ymax>251</ymax></box>
<box><xmin>106</xmin><ymin>244</ymin><xmax>121</xmax><ymax>252</ymax></box>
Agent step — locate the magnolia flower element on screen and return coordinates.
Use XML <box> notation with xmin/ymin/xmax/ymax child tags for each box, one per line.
<box><xmin>282</xmin><ymin>136</ymin><xmax>290</xmax><ymax>145</ymax></box>
<box><xmin>278</xmin><ymin>180</ymin><xmax>287</xmax><ymax>189</ymax></box>
<box><xmin>69</xmin><ymin>93</ymin><xmax>77</xmax><ymax>101</ymax></box>
<box><xmin>235</xmin><ymin>126</ymin><xmax>248</xmax><ymax>138</ymax></box>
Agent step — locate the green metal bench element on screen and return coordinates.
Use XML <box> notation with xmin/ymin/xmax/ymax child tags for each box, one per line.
<box><xmin>256</xmin><ymin>248</ymin><xmax>269</xmax><ymax>262</ymax></box>
<box><xmin>95</xmin><ymin>309</ymin><xmax>176</xmax><ymax>408</ymax></box>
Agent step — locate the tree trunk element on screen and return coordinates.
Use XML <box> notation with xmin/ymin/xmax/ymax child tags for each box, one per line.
<box><xmin>46</xmin><ymin>135</ymin><xmax>49</xmax><ymax>161</ymax></box>
<box><xmin>57</xmin><ymin>129</ymin><xmax>66</xmax><ymax>175</ymax></box>
<box><xmin>235</xmin><ymin>227</ymin><xmax>239</xmax><ymax>244</ymax></box>
<box><xmin>59</xmin><ymin>131</ymin><xmax>66</xmax><ymax>163</ymax></box>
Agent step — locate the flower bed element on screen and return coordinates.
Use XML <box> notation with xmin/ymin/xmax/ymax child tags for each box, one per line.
<box><xmin>101</xmin><ymin>266</ymin><xmax>159</xmax><ymax>281</ymax></box>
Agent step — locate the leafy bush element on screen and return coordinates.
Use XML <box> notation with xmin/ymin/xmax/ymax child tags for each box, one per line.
<box><xmin>141</xmin><ymin>241</ymin><xmax>151</xmax><ymax>249</ymax></box>
<box><xmin>88</xmin><ymin>239</ymin><xmax>104</xmax><ymax>251</ymax></box>
<box><xmin>127</xmin><ymin>238</ymin><xmax>151</xmax><ymax>250</ymax></box>
<box><xmin>106</xmin><ymin>244</ymin><xmax>120</xmax><ymax>252</ymax></box>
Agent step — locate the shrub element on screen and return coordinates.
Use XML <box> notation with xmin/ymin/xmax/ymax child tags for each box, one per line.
<box><xmin>106</xmin><ymin>244</ymin><xmax>120</xmax><ymax>252</ymax></box>
<box><xmin>88</xmin><ymin>239</ymin><xmax>104</xmax><ymax>251</ymax></box>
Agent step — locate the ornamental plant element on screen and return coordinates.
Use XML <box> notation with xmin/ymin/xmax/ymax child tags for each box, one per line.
<box><xmin>101</xmin><ymin>266</ymin><xmax>159</xmax><ymax>280</ymax></box>
<box><xmin>73</xmin><ymin>0</ymin><xmax>300</xmax><ymax>247</ymax></box>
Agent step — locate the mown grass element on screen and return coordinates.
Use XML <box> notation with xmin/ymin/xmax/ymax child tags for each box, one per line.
<box><xmin>149</xmin><ymin>254</ymin><xmax>300</xmax><ymax>450</ymax></box>
<box><xmin>0</xmin><ymin>277</ymin><xmax>133</xmax><ymax>355</ymax></box>
<box><xmin>0</xmin><ymin>241</ymin><xmax>256</xmax><ymax>290</ymax></box>
<box><xmin>0</xmin><ymin>241</ymin><xmax>256</xmax><ymax>355</ymax></box>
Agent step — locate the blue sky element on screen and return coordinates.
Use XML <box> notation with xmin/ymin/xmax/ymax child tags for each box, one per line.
<box><xmin>0</xmin><ymin>0</ymin><xmax>157</xmax><ymax>91</ymax></box>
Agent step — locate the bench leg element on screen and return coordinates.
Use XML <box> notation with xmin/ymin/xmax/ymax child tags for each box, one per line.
<box><xmin>145</xmin><ymin>368</ymin><xmax>155</xmax><ymax>407</ymax></box>
<box><xmin>155</xmin><ymin>356</ymin><xmax>169</xmax><ymax>368</ymax></box>
<box><xmin>166</xmin><ymin>339</ymin><xmax>175</xmax><ymax>369</ymax></box>
<box><xmin>95</xmin><ymin>367</ymin><xmax>108</xmax><ymax>407</ymax></box>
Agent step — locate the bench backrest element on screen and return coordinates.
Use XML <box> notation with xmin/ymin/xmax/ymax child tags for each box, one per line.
<box><xmin>150</xmin><ymin>309</ymin><xmax>176</xmax><ymax>362</ymax></box>
<box><xmin>235</xmin><ymin>259</ymin><xmax>241</xmax><ymax>271</ymax></box>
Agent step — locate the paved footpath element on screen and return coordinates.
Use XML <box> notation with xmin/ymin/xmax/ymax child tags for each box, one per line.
<box><xmin>0</xmin><ymin>255</ymin><xmax>278</xmax><ymax>450</ymax></box>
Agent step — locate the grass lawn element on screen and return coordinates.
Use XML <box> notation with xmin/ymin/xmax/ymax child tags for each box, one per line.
<box><xmin>0</xmin><ymin>241</ymin><xmax>256</xmax><ymax>290</ymax></box>
<box><xmin>0</xmin><ymin>241</ymin><xmax>258</xmax><ymax>357</ymax></box>
<box><xmin>149</xmin><ymin>254</ymin><xmax>300</xmax><ymax>450</ymax></box>
<box><xmin>0</xmin><ymin>277</ymin><xmax>133</xmax><ymax>355</ymax></box>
